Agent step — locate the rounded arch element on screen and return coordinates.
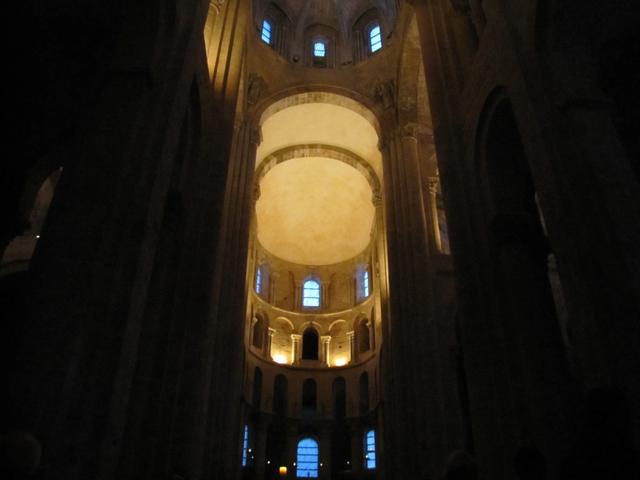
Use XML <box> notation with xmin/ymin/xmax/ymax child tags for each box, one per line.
<box><xmin>474</xmin><ymin>88</ymin><xmax>537</xmax><ymax>220</ymax></box>
<box><xmin>253</xmin><ymin>88</ymin><xmax>382</xmax><ymax>138</ymax></box>
<box><xmin>254</xmin><ymin>144</ymin><xmax>381</xmax><ymax>194</ymax></box>
<box><xmin>275</xmin><ymin>316</ymin><xmax>295</xmax><ymax>332</ymax></box>
<box><xmin>328</xmin><ymin>318</ymin><xmax>348</xmax><ymax>334</ymax></box>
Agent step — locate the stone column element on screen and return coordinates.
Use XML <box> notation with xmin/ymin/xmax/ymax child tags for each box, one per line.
<box><xmin>377</xmin><ymin>121</ymin><xmax>446</xmax><ymax>479</ymax></box>
<box><xmin>320</xmin><ymin>335</ymin><xmax>332</xmax><ymax>366</ymax></box>
<box><xmin>321</xmin><ymin>281</ymin><xmax>330</xmax><ymax>309</ymax></box>
<box><xmin>347</xmin><ymin>331</ymin><xmax>356</xmax><ymax>364</ymax></box>
<box><xmin>291</xmin><ymin>334</ymin><xmax>302</xmax><ymax>365</ymax></box>
<box><xmin>266</xmin><ymin>327</ymin><xmax>276</xmax><ymax>360</ymax></box>
<box><xmin>427</xmin><ymin>177</ymin><xmax>443</xmax><ymax>253</ymax></box>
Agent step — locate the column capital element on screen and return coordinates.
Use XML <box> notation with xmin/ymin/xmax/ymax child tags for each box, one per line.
<box><xmin>346</xmin><ymin>330</ymin><xmax>355</xmax><ymax>339</ymax></box>
<box><xmin>268</xmin><ymin>327</ymin><xmax>277</xmax><ymax>336</ymax></box>
<box><xmin>401</xmin><ymin>121</ymin><xmax>420</xmax><ymax>140</ymax></box>
<box><xmin>320</xmin><ymin>335</ymin><xmax>332</xmax><ymax>344</ymax></box>
<box><xmin>291</xmin><ymin>333</ymin><xmax>302</xmax><ymax>341</ymax></box>
<box><xmin>427</xmin><ymin>176</ymin><xmax>440</xmax><ymax>195</ymax></box>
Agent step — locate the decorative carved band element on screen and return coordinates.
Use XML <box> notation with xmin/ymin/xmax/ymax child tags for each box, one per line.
<box><xmin>254</xmin><ymin>144</ymin><xmax>382</xmax><ymax>199</ymax></box>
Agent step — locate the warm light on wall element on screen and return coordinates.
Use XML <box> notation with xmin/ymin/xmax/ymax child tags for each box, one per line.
<box><xmin>272</xmin><ymin>353</ymin><xmax>288</xmax><ymax>364</ymax></box>
<box><xmin>278</xmin><ymin>466</ymin><xmax>287</xmax><ymax>476</ymax></box>
<box><xmin>333</xmin><ymin>357</ymin><xmax>348</xmax><ymax>367</ymax></box>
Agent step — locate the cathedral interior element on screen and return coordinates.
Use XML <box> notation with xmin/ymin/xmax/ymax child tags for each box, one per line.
<box><xmin>1</xmin><ymin>1</ymin><xmax>639</xmax><ymax>479</ymax></box>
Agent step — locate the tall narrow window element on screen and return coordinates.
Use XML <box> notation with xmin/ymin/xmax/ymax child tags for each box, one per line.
<box><xmin>369</xmin><ymin>24</ymin><xmax>382</xmax><ymax>53</ymax></box>
<box><xmin>302</xmin><ymin>279</ymin><xmax>321</xmax><ymax>307</ymax></box>
<box><xmin>313</xmin><ymin>41</ymin><xmax>326</xmax><ymax>57</ymax></box>
<box><xmin>365</xmin><ymin>429</ymin><xmax>376</xmax><ymax>469</ymax></box>
<box><xmin>255</xmin><ymin>265</ymin><xmax>262</xmax><ymax>294</ymax></box>
<box><xmin>241</xmin><ymin>424</ymin><xmax>249</xmax><ymax>467</ymax></box>
<box><xmin>363</xmin><ymin>270</ymin><xmax>369</xmax><ymax>298</ymax></box>
<box><xmin>296</xmin><ymin>438</ymin><xmax>319</xmax><ymax>478</ymax></box>
<box><xmin>261</xmin><ymin>19</ymin><xmax>272</xmax><ymax>44</ymax></box>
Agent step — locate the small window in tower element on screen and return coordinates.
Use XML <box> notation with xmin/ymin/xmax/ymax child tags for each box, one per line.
<box><xmin>296</xmin><ymin>438</ymin><xmax>319</xmax><ymax>478</ymax></box>
<box><xmin>369</xmin><ymin>24</ymin><xmax>382</xmax><ymax>53</ymax></box>
<box><xmin>261</xmin><ymin>19</ymin><xmax>272</xmax><ymax>44</ymax></box>
<box><xmin>365</xmin><ymin>429</ymin><xmax>376</xmax><ymax>469</ymax></box>
<box><xmin>241</xmin><ymin>424</ymin><xmax>249</xmax><ymax>467</ymax></box>
<box><xmin>313</xmin><ymin>41</ymin><xmax>326</xmax><ymax>57</ymax></box>
<box><xmin>302</xmin><ymin>279</ymin><xmax>320</xmax><ymax>308</ymax></box>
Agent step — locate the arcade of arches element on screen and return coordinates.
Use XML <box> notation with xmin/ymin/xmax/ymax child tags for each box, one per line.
<box><xmin>1</xmin><ymin>1</ymin><xmax>639</xmax><ymax>480</ymax></box>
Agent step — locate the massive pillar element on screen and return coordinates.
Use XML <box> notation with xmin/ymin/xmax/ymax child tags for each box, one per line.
<box><xmin>7</xmin><ymin>1</ymin><xmax>250</xmax><ymax>479</ymax></box>
<box><xmin>379</xmin><ymin>120</ymin><xmax>446</xmax><ymax>478</ymax></box>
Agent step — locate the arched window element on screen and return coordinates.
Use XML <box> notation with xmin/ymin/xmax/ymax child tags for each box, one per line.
<box><xmin>261</xmin><ymin>19</ymin><xmax>272</xmax><ymax>44</ymax></box>
<box><xmin>296</xmin><ymin>438</ymin><xmax>319</xmax><ymax>478</ymax></box>
<box><xmin>364</xmin><ymin>430</ymin><xmax>376</xmax><ymax>469</ymax></box>
<box><xmin>356</xmin><ymin>267</ymin><xmax>370</xmax><ymax>302</ymax></box>
<box><xmin>302</xmin><ymin>279</ymin><xmax>321</xmax><ymax>308</ymax></box>
<box><xmin>369</xmin><ymin>23</ymin><xmax>382</xmax><ymax>53</ymax></box>
<box><xmin>313</xmin><ymin>41</ymin><xmax>326</xmax><ymax>57</ymax></box>
<box><xmin>302</xmin><ymin>327</ymin><xmax>319</xmax><ymax>360</ymax></box>
<box><xmin>241</xmin><ymin>424</ymin><xmax>249</xmax><ymax>467</ymax></box>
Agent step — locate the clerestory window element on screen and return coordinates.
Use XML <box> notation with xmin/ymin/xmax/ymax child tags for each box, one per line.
<box><xmin>313</xmin><ymin>41</ymin><xmax>326</xmax><ymax>57</ymax></box>
<box><xmin>365</xmin><ymin>429</ymin><xmax>376</xmax><ymax>469</ymax></box>
<box><xmin>255</xmin><ymin>265</ymin><xmax>263</xmax><ymax>294</ymax></box>
<box><xmin>241</xmin><ymin>424</ymin><xmax>249</xmax><ymax>467</ymax></box>
<box><xmin>302</xmin><ymin>279</ymin><xmax>320</xmax><ymax>308</ymax></box>
<box><xmin>369</xmin><ymin>23</ymin><xmax>382</xmax><ymax>53</ymax></box>
<box><xmin>261</xmin><ymin>19</ymin><xmax>272</xmax><ymax>44</ymax></box>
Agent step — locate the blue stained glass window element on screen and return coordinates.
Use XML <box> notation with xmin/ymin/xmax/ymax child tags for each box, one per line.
<box><xmin>363</xmin><ymin>270</ymin><xmax>369</xmax><ymax>298</ymax></box>
<box><xmin>296</xmin><ymin>438</ymin><xmax>319</xmax><ymax>478</ymax></box>
<box><xmin>369</xmin><ymin>24</ymin><xmax>382</xmax><ymax>52</ymax></box>
<box><xmin>302</xmin><ymin>279</ymin><xmax>320</xmax><ymax>308</ymax></box>
<box><xmin>261</xmin><ymin>20</ymin><xmax>272</xmax><ymax>44</ymax></box>
<box><xmin>314</xmin><ymin>41</ymin><xmax>326</xmax><ymax>57</ymax></box>
<box><xmin>365</xmin><ymin>430</ymin><xmax>376</xmax><ymax>469</ymax></box>
<box><xmin>256</xmin><ymin>266</ymin><xmax>262</xmax><ymax>294</ymax></box>
<box><xmin>241</xmin><ymin>425</ymin><xmax>249</xmax><ymax>467</ymax></box>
